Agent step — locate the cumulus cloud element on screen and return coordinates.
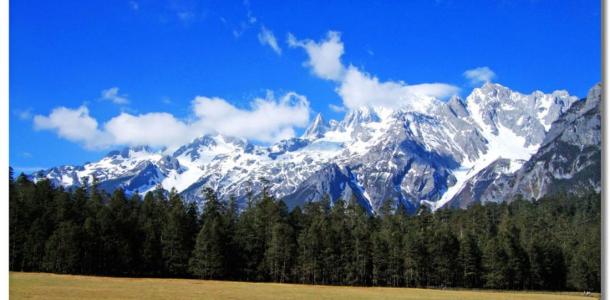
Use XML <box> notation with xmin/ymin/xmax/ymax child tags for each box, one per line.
<box><xmin>105</xmin><ymin>112</ymin><xmax>191</xmax><ymax>148</ymax></box>
<box><xmin>338</xmin><ymin>66</ymin><xmax>459</xmax><ymax>110</ymax></box>
<box><xmin>258</xmin><ymin>26</ymin><xmax>281</xmax><ymax>55</ymax></box>
<box><xmin>288</xmin><ymin>31</ymin><xmax>345</xmax><ymax>81</ymax></box>
<box><xmin>101</xmin><ymin>87</ymin><xmax>129</xmax><ymax>105</ymax></box>
<box><xmin>193</xmin><ymin>92</ymin><xmax>310</xmax><ymax>142</ymax></box>
<box><xmin>33</xmin><ymin>92</ymin><xmax>311</xmax><ymax>150</ymax></box>
<box><xmin>463</xmin><ymin>66</ymin><xmax>496</xmax><ymax>85</ymax></box>
<box><xmin>33</xmin><ymin>106</ymin><xmax>109</xmax><ymax>149</ymax></box>
<box><xmin>289</xmin><ymin>31</ymin><xmax>459</xmax><ymax>110</ymax></box>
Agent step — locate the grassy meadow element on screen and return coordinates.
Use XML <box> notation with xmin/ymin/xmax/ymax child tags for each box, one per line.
<box><xmin>9</xmin><ymin>272</ymin><xmax>600</xmax><ymax>300</ymax></box>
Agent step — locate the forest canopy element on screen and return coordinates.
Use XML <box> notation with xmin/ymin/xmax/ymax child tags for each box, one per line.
<box><xmin>9</xmin><ymin>168</ymin><xmax>601</xmax><ymax>292</ymax></box>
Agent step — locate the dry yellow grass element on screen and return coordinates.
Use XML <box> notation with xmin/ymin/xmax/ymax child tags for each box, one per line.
<box><xmin>9</xmin><ymin>272</ymin><xmax>600</xmax><ymax>300</ymax></box>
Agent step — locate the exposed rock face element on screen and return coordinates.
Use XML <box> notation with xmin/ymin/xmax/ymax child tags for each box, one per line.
<box><xmin>445</xmin><ymin>158</ymin><xmax>521</xmax><ymax>209</ymax></box>
<box><xmin>445</xmin><ymin>83</ymin><xmax>601</xmax><ymax>208</ymax></box>
<box><xmin>507</xmin><ymin>83</ymin><xmax>601</xmax><ymax>200</ymax></box>
<box><xmin>302</xmin><ymin>113</ymin><xmax>329</xmax><ymax>140</ymax></box>
<box><xmin>36</xmin><ymin>82</ymin><xmax>599</xmax><ymax>214</ymax></box>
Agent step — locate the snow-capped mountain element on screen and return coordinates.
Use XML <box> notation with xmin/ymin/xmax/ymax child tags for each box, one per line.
<box><xmin>35</xmin><ymin>82</ymin><xmax>601</xmax><ymax>214</ymax></box>
<box><xmin>444</xmin><ymin>83</ymin><xmax>601</xmax><ymax>209</ymax></box>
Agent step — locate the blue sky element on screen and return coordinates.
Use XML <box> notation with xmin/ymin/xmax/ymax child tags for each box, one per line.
<box><xmin>9</xmin><ymin>0</ymin><xmax>600</xmax><ymax>174</ymax></box>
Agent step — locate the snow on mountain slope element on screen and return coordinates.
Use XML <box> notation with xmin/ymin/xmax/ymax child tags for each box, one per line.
<box><xmin>162</xmin><ymin>135</ymin><xmax>250</xmax><ymax>192</ymax></box>
<box><xmin>302</xmin><ymin>113</ymin><xmax>329</xmax><ymax>139</ymax></box>
<box><xmin>429</xmin><ymin>83</ymin><xmax>576</xmax><ymax>210</ymax></box>
<box><xmin>35</xmin><ymin>83</ymin><xmax>586</xmax><ymax>213</ymax></box>
<box><xmin>467</xmin><ymin>83</ymin><xmax>576</xmax><ymax>147</ymax></box>
<box><xmin>507</xmin><ymin>83</ymin><xmax>601</xmax><ymax>200</ymax></box>
<box><xmin>430</xmin><ymin>124</ymin><xmax>535</xmax><ymax>210</ymax></box>
<box><xmin>41</xmin><ymin>146</ymin><xmax>163</xmax><ymax>188</ymax></box>
<box><xmin>444</xmin><ymin>83</ymin><xmax>601</xmax><ymax>208</ymax></box>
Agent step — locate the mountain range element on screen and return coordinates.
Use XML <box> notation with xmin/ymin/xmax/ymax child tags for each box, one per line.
<box><xmin>33</xmin><ymin>82</ymin><xmax>601</xmax><ymax>214</ymax></box>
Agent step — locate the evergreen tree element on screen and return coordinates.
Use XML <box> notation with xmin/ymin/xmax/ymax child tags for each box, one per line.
<box><xmin>346</xmin><ymin>198</ymin><xmax>372</xmax><ymax>285</ymax></box>
<box><xmin>222</xmin><ymin>196</ymin><xmax>240</xmax><ymax>279</ymax></box>
<box><xmin>371</xmin><ymin>200</ymin><xmax>390</xmax><ymax>286</ymax></box>
<box><xmin>42</xmin><ymin>221</ymin><xmax>81</xmax><ymax>274</ymax></box>
<box><xmin>371</xmin><ymin>226</ymin><xmax>389</xmax><ymax>286</ymax></box>
<box><xmin>6</xmin><ymin>169</ymin><xmax>602</xmax><ymax>292</ymax></box>
<box><xmin>71</xmin><ymin>186</ymin><xmax>88</xmax><ymax>225</ymax></box>
<box><xmin>459</xmin><ymin>232</ymin><xmax>483</xmax><ymax>288</ymax></box>
<box><xmin>235</xmin><ymin>194</ymin><xmax>262</xmax><ymax>281</ymax></box>
<box><xmin>81</xmin><ymin>179</ymin><xmax>105</xmax><ymax>274</ymax></box>
<box><xmin>287</xmin><ymin>206</ymin><xmax>305</xmax><ymax>282</ymax></box>
<box><xmin>497</xmin><ymin>212</ymin><xmax>530</xmax><ymax>289</ymax></box>
<box><xmin>568</xmin><ymin>224</ymin><xmax>600</xmax><ymax>291</ymax></box>
<box><xmin>404</xmin><ymin>207</ymin><xmax>432</xmax><ymax>287</ymax></box>
<box><xmin>482</xmin><ymin>237</ymin><xmax>509</xmax><ymax>289</ymax></box>
<box><xmin>254</xmin><ymin>182</ymin><xmax>285</xmax><ymax>281</ymax></box>
<box><xmin>266</xmin><ymin>221</ymin><xmax>295</xmax><ymax>282</ymax></box>
<box><xmin>162</xmin><ymin>188</ymin><xmax>191</xmax><ymax>276</ymax></box>
<box><xmin>325</xmin><ymin>198</ymin><xmax>350</xmax><ymax>285</ymax></box>
<box><xmin>189</xmin><ymin>188</ymin><xmax>226</xmax><ymax>279</ymax></box>
<box><xmin>184</xmin><ymin>201</ymin><xmax>200</xmax><ymax>251</ymax></box>
<box><xmin>21</xmin><ymin>179</ymin><xmax>56</xmax><ymax>271</ymax></box>
<box><xmin>297</xmin><ymin>201</ymin><xmax>327</xmax><ymax>284</ymax></box>
<box><xmin>9</xmin><ymin>173</ymin><xmax>29</xmax><ymax>270</ymax></box>
<box><xmin>528</xmin><ymin>233</ymin><xmax>566</xmax><ymax>290</ymax></box>
<box><xmin>138</xmin><ymin>192</ymin><xmax>164</xmax><ymax>276</ymax></box>
<box><xmin>428</xmin><ymin>224</ymin><xmax>460</xmax><ymax>287</ymax></box>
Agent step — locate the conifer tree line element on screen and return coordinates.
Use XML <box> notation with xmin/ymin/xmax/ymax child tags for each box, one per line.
<box><xmin>9</xmin><ymin>167</ymin><xmax>600</xmax><ymax>291</ymax></box>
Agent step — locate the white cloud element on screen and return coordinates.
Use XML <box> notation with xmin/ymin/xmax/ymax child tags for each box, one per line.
<box><xmin>338</xmin><ymin>66</ymin><xmax>459</xmax><ymax>110</ymax></box>
<box><xmin>33</xmin><ymin>92</ymin><xmax>311</xmax><ymax>150</ymax></box>
<box><xmin>404</xmin><ymin>83</ymin><xmax>461</xmax><ymax>99</ymax></box>
<box><xmin>258</xmin><ymin>26</ymin><xmax>281</xmax><ymax>55</ymax></box>
<box><xmin>105</xmin><ymin>112</ymin><xmax>191</xmax><ymax>148</ymax></box>
<box><xmin>463</xmin><ymin>66</ymin><xmax>496</xmax><ymax>85</ymax></box>
<box><xmin>33</xmin><ymin>106</ymin><xmax>109</xmax><ymax>149</ymax></box>
<box><xmin>192</xmin><ymin>92</ymin><xmax>310</xmax><ymax>142</ymax></box>
<box><xmin>101</xmin><ymin>87</ymin><xmax>129</xmax><ymax>105</ymax></box>
<box><xmin>328</xmin><ymin>104</ymin><xmax>346</xmax><ymax>113</ymax></box>
<box><xmin>288</xmin><ymin>31</ymin><xmax>345</xmax><ymax>81</ymax></box>
<box><xmin>290</xmin><ymin>31</ymin><xmax>459</xmax><ymax>110</ymax></box>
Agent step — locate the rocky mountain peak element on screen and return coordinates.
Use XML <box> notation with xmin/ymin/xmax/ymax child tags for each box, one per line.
<box><xmin>466</xmin><ymin>82</ymin><xmax>576</xmax><ymax>146</ymax></box>
<box><xmin>33</xmin><ymin>83</ymin><xmax>600</xmax><ymax>215</ymax></box>
<box><xmin>302</xmin><ymin>113</ymin><xmax>329</xmax><ymax>139</ymax></box>
<box><xmin>339</xmin><ymin>106</ymin><xmax>381</xmax><ymax>130</ymax></box>
<box><xmin>446</xmin><ymin>95</ymin><xmax>468</xmax><ymax>118</ymax></box>
<box><xmin>581</xmin><ymin>82</ymin><xmax>601</xmax><ymax>113</ymax></box>
<box><xmin>105</xmin><ymin>145</ymin><xmax>155</xmax><ymax>159</ymax></box>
